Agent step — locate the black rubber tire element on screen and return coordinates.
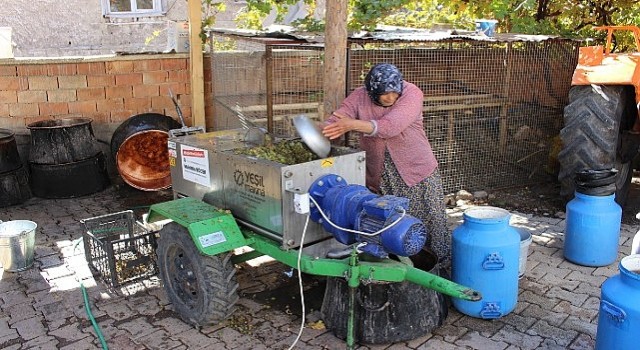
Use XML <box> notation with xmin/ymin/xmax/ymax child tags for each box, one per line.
<box><xmin>558</xmin><ymin>85</ymin><xmax>633</xmax><ymax>204</ymax></box>
<box><xmin>157</xmin><ymin>222</ymin><xmax>239</xmax><ymax>326</ymax></box>
<box><xmin>614</xmin><ymin>161</ymin><xmax>633</xmax><ymax>206</ymax></box>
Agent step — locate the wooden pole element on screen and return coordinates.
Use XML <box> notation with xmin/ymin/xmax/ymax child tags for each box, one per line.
<box><xmin>322</xmin><ymin>0</ymin><xmax>348</xmax><ymax>121</ymax></box>
<box><xmin>188</xmin><ymin>0</ymin><xmax>206</xmax><ymax>128</ymax></box>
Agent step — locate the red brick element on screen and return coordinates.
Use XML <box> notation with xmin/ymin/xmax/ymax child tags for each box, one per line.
<box><xmin>0</xmin><ymin>76</ymin><xmax>25</xmax><ymax>91</ymax></box>
<box><xmin>90</xmin><ymin>112</ymin><xmax>110</xmax><ymax>123</ymax></box>
<box><xmin>96</xmin><ymin>98</ymin><xmax>124</xmax><ymax>112</ymax></box>
<box><xmin>38</xmin><ymin>102</ymin><xmax>68</xmax><ymax>116</ymax></box>
<box><xmin>9</xmin><ymin>103</ymin><xmax>39</xmax><ymax>117</ymax></box>
<box><xmin>151</xmin><ymin>95</ymin><xmax>174</xmax><ymax>109</ymax></box>
<box><xmin>168</xmin><ymin>109</ymin><xmax>192</xmax><ymax>125</ymax></box>
<box><xmin>0</xmin><ymin>91</ymin><xmax>17</xmax><ymax>104</ymax></box>
<box><xmin>29</xmin><ymin>76</ymin><xmax>58</xmax><ymax>90</ymax></box>
<box><xmin>17</xmin><ymin>91</ymin><xmax>47</xmax><ymax>103</ymax></box>
<box><xmin>87</xmin><ymin>75</ymin><xmax>115</xmax><ymax>87</ymax></box>
<box><xmin>68</xmin><ymin>101</ymin><xmax>97</xmax><ymax>115</ymax></box>
<box><xmin>106</xmin><ymin>61</ymin><xmax>134</xmax><ymax>74</ymax></box>
<box><xmin>17</xmin><ymin>64</ymin><xmax>48</xmax><ymax>76</ymax></box>
<box><xmin>142</xmin><ymin>71</ymin><xmax>168</xmax><ymax>84</ymax></box>
<box><xmin>204</xmin><ymin>81</ymin><xmax>212</xmax><ymax>91</ymax></box>
<box><xmin>47</xmin><ymin>89</ymin><xmax>77</xmax><ymax>102</ymax></box>
<box><xmin>133</xmin><ymin>59</ymin><xmax>162</xmax><ymax>72</ymax></box>
<box><xmin>159</xmin><ymin>83</ymin><xmax>187</xmax><ymax>96</ymax></box>
<box><xmin>176</xmin><ymin>94</ymin><xmax>191</xmax><ymax>107</ymax></box>
<box><xmin>133</xmin><ymin>84</ymin><xmax>159</xmax><ymax>98</ymax></box>
<box><xmin>24</xmin><ymin>116</ymin><xmax>53</xmax><ymax>127</ymax></box>
<box><xmin>164</xmin><ymin>109</ymin><xmax>178</xmax><ymax>120</ymax></box>
<box><xmin>0</xmin><ymin>66</ymin><xmax>17</xmax><ymax>76</ymax></box>
<box><xmin>162</xmin><ymin>58</ymin><xmax>188</xmax><ymax>71</ymax></box>
<box><xmin>204</xmin><ymin>105</ymin><xmax>214</xmax><ymax>120</ymax></box>
<box><xmin>115</xmin><ymin>73</ymin><xmax>143</xmax><ymax>86</ymax></box>
<box><xmin>110</xmin><ymin>109</ymin><xmax>136</xmax><ymax>123</ymax></box>
<box><xmin>58</xmin><ymin>75</ymin><xmax>87</xmax><ymax>89</ymax></box>
<box><xmin>0</xmin><ymin>104</ymin><xmax>9</xmax><ymax>118</ymax></box>
<box><xmin>47</xmin><ymin>64</ymin><xmax>77</xmax><ymax>76</ymax></box>
<box><xmin>105</xmin><ymin>86</ymin><xmax>132</xmax><ymax>99</ymax></box>
<box><xmin>167</xmin><ymin>70</ymin><xmax>189</xmax><ymax>83</ymax></box>
<box><xmin>77</xmin><ymin>62</ymin><xmax>106</xmax><ymax>75</ymax></box>
<box><xmin>178</xmin><ymin>106</ymin><xmax>192</xmax><ymax>121</ymax></box>
<box><xmin>77</xmin><ymin>87</ymin><xmax>105</xmax><ymax>101</ymax></box>
<box><xmin>0</xmin><ymin>116</ymin><xmax>27</xmax><ymax>128</ymax></box>
<box><xmin>124</xmin><ymin>97</ymin><xmax>151</xmax><ymax>111</ymax></box>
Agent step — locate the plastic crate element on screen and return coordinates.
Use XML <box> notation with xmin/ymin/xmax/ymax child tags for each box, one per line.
<box><xmin>81</xmin><ymin>210</ymin><xmax>157</xmax><ymax>287</ymax></box>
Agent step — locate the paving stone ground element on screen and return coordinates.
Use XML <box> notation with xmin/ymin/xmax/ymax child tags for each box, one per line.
<box><xmin>0</xmin><ymin>181</ymin><xmax>636</xmax><ymax>349</ymax></box>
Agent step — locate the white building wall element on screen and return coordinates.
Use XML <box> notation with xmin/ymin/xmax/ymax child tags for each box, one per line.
<box><xmin>0</xmin><ymin>0</ymin><xmax>243</xmax><ymax>57</ymax></box>
<box><xmin>0</xmin><ymin>1</ymin><xmax>315</xmax><ymax>58</ymax></box>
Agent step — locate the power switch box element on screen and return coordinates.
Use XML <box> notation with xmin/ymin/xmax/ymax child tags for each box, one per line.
<box><xmin>294</xmin><ymin>193</ymin><xmax>310</xmax><ymax>214</ymax></box>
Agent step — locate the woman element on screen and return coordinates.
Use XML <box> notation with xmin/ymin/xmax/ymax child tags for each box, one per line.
<box><xmin>322</xmin><ymin>63</ymin><xmax>450</xmax><ymax>266</ymax></box>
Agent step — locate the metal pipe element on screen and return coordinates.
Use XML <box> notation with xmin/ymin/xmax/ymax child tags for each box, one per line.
<box><xmin>346</xmin><ymin>248</ymin><xmax>359</xmax><ymax>350</ymax></box>
<box><xmin>404</xmin><ymin>266</ymin><xmax>482</xmax><ymax>301</ymax></box>
<box><xmin>265</xmin><ymin>46</ymin><xmax>274</xmax><ymax>134</ymax></box>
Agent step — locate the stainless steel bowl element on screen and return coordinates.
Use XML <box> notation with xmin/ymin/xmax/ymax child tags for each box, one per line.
<box><xmin>292</xmin><ymin>115</ymin><xmax>331</xmax><ymax>158</ymax></box>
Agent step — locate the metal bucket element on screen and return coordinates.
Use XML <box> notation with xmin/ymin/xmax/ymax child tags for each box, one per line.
<box><xmin>0</xmin><ymin>220</ymin><xmax>36</xmax><ymax>272</ymax></box>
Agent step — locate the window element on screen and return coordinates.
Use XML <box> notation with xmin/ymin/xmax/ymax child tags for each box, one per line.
<box><xmin>102</xmin><ymin>0</ymin><xmax>165</xmax><ymax>17</ymax></box>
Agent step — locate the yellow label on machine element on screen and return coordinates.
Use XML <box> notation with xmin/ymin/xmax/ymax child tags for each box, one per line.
<box><xmin>321</xmin><ymin>158</ymin><xmax>335</xmax><ymax>168</ymax></box>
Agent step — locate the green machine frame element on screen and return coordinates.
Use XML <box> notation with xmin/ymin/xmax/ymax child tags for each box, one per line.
<box><xmin>148</xmin><ymin>197</ymin><xmax>481</xmax><ymax>349</ymax></box>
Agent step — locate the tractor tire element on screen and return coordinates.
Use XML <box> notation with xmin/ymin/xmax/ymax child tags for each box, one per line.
<box><xmin>558</xmin><ymin>85</ymin><xmax>635</xmax><ymax>206</ymax></box>
<box><xmin>157</xmin><ymin>222</ymin><xmax>239</xmax><ymax>326</ymax></box>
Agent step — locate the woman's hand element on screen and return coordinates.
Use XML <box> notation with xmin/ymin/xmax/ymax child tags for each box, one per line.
<box><xmin>322</xmin><ymin>112</ymin><xmax>351</xmax><ymax>140</ymax></box>
<box><xmin>322</xmin><ymin>112</ymin><xmax>374</xmax><ymax>140</ymax></box>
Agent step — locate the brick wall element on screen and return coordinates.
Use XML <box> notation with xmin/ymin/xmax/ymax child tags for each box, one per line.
<box><xmin>0</xmin><ymin>54</ymin><xmax>213</xmax><ymax>137</ymax></box>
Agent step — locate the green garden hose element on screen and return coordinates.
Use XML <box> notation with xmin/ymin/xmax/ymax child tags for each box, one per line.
<box><xmin>74</xmin><ymin>238</ymin><xmax>108</xmax><ymax>350</ymax></box>
<box><xmin>81</xmin><ymin>283</ymin><xmax>108</xmax><ymax>349</ymax></box>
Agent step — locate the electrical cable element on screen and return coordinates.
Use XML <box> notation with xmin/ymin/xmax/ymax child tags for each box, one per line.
<box><xmin>73</xmin><ymin>238</ymin><xmax>109</xmax><ymax>350</ymax></box>
<box><xmin>308</xmin><ymin>195</ymin><xmax>406</xmax><ymax>237</ymax></box>
<box><xmin>288</xmin><ymin>192</ymin><xmax>406</xmax><ymax>348</ymax></box>
<box><xmin>287</xmin><ymin>213</ymin><xmax>310</xmax><ymax>350</ymax></box>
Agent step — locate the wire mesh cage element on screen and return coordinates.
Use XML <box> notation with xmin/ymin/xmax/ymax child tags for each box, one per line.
<box><xmin>346</xmin><ymin>37</ymin><xmax>579</xmax><ymax>193</ymax></box>
<box><xmin>81</xmin><ymin>210</ymin><xmax>157</xmax><ymax>287</ymax></box>
<box><xmin>209</xmin><ymin>29</ymin><xmax>580</xmax><ymax>194</ymax></box>
<box><xmin>209</xmin><ymin>33</ymin><xmax>324</xmax><ymax>138</ymax></box>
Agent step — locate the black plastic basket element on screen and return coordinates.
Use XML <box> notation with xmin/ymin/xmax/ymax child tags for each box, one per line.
<box><xmin>81</xmin><ymin>210</ymin><xmax>157</xmax><ymax>287</ymax></box>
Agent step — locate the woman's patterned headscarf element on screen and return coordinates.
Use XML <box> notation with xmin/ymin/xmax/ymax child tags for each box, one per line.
<box><xmin>364</xmin><ymin>63</ymin><xmax>404</xmax><ymax>106</ymax></box>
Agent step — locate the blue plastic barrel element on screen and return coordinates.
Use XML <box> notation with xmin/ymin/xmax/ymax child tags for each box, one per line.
<box><xmin>452</xmin><ymin>206</ymin><xmax>520</xmax><ymax>319</ymax></box>
<box><xmin>564</xmin><ymin>192</ymin><xmax>621</xmax><ymax>266</ymax></box>
<box><xmin>595</xmin><ymin>254</ymin><xmax>640</xmax><ymax>349</ymax></box>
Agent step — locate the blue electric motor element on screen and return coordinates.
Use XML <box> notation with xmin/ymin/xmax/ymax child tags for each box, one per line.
<box><xmin>308</xmin><ymin>174</ymin><xmax>427</xmax><ymax>258</ymax></box>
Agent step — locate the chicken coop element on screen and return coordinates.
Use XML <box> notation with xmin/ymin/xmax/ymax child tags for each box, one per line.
<box><xmin>208</xmin><ymin>28</ymin><xmax>580</xmax><ymax>194</ymax></box>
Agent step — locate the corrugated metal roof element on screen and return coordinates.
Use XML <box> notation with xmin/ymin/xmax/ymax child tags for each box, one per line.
<box><xmin>208</xmin><ymin>25</ymin><xmax>581</xmax><ymax>44</ymax></box>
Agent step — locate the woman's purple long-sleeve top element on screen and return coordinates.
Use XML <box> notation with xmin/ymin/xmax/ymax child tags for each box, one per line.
<box><xmin>327</xmin><ymin>81</ymin><xmax>438</xmax><ymax>191</ymax></box>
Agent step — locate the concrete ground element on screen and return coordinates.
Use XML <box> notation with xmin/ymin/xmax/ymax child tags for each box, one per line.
<box><xmin>0</xmin><ymin>180</ymin><xmax>636</xmax><ymax>350</ymax></box>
